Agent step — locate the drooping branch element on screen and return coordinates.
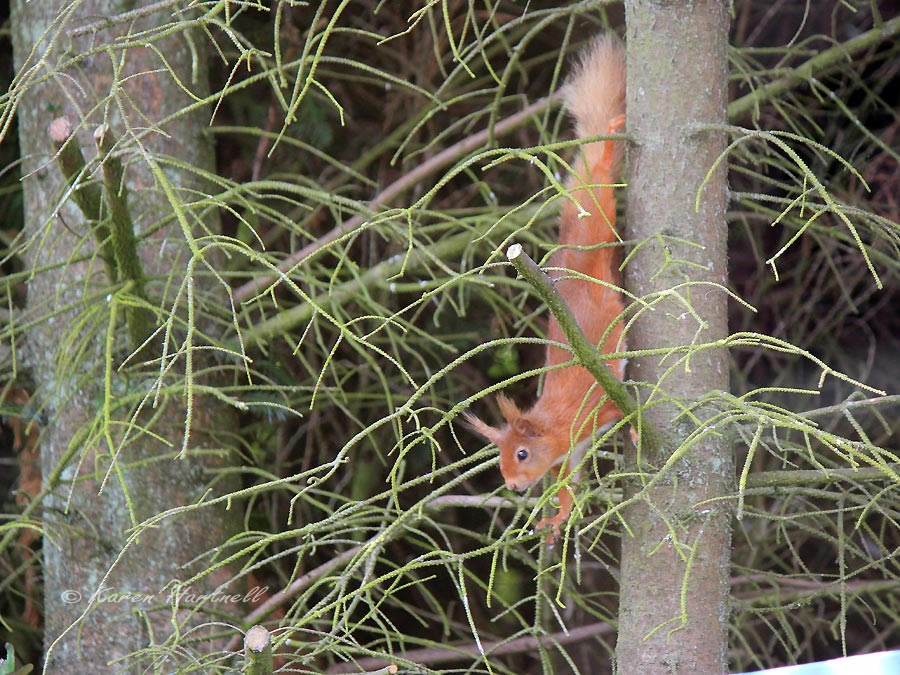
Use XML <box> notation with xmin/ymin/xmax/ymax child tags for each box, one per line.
<box><xmin>231</xmin><ymin>18</ymin><xmax>900</xmax><ymax>308</ymax></box>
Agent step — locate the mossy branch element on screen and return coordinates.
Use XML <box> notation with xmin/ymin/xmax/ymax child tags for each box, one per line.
<box><xmin>505</xmin><ymin>244</ymin><xmax>663</xmax><ymax>454</ymax></box>
<box><xmin>49</xmin><ymin>118</ymin><xmax>153</xmax><ymax>352</ymax></box>
<box><xmin>94</xmin><ymin>123</ymin><xmax>152</xmax><ymax>350</ymax></box>
<box><xmin>240</xmin><ymin>228</ymin><xmax>505</xmax><ymax>348</ymax></box>
<box><xmin>49</xmin><ymin>117</ymin><xmax>116</xmax><ymax>279</ymax></box>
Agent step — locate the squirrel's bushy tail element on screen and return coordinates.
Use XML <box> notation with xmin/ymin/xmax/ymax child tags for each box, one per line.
<box><xmin>563</xmin><ymin>33</ymin><xmax>626</xmax><ymax>193</ymax></box>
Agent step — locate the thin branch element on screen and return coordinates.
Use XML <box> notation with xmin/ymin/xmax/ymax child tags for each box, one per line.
<box><xmin>422</xmin><ymin>495</ymin><xmax>525</xmax><ymax>510</ymax></box>
<box><xmin>728</xmin><ymin>15</ymin><xmax>900</xmax><ymax>119</ymax></box>
<box><xmin>325</xmin><ymin>621</ymin><xmax>614</xmax><ymax>673</ymax></box>
<box><xmin>744</xmin><ymin>463</ymin><xmax>900</xmax><ymax>490</ymax></box>
<box><xmin>734</xmin><ymin>578</ymin><xmax>900</xmax><ymax>604</ymax></box>
<box><xmin>505</xmin><ymin>243</ymin><xmax>663</xmax><ymax>453</ymax></box>
<box><xmin>239</xmin><ymin>224</ymin><xmax>512</xmax><ymax>348</ymax></box>
<box><xmin>71</xmin><ymin>0</ymin><xmax>187</xmax><ymax>38</ymax></box>
<box><xmin>94</xmin><ymin>123</ymin><xmax>152</xmax><ymax>349</ymax></box>
<box><xmin>798</xmin><ymin>395</ymin><xmax>900</xmax><ymax>420</ymax></box>
<box><xmin>235</xmin><ymin>545</ymin><xmax>362</xmax><ymax>640</ymax></box>
<box><xmin>232</xmin><ymin>94</ymin><xmax>558</xmax><ymax>304</ymax></box>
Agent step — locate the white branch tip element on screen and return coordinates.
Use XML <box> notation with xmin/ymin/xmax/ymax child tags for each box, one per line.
<box><xmin>93</xmin><ymin>123</ymin><xmax>110</xmax><ymax>143</ymax></box>
<box><xmin>244</xmin><ymin>624</ymin><xmax>270</xmax><ymax>652</ymax></box>
<box><xmin>49</xmin><ymin>117</ymin><xmax>71</xmax><ymax>143</ymax></box>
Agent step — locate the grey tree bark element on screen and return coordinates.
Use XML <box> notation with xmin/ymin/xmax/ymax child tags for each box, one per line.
<box><xmin>11</xmin><ymin>2</ymin><xmax>240</xmax><ymax>671</ymax></box>
<box><xmin>618</xmin><ymin>1</ymin><xmax>733</xmax><ymax>672</ymax></box>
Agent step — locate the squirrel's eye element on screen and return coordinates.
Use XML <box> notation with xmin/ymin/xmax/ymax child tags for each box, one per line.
<box><xmin>516</xmin><ymin>448</ymin><xmax>529</xmax><ymax>462</ymax></box>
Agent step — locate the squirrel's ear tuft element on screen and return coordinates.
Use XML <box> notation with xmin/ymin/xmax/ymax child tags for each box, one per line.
<box><xmin>496</xmin><ymin>394</ymin><xmax>522</xmax><ymax>424</ymax></box>
<box><xmin>463</xmin><ymin>412</ymin><xmax>503</xmax><ymax>445</ymax></box>
<box><xmin>513</xmin><ymin>416</ymin><xmax>541</xmax><ymax>438</ymax></box>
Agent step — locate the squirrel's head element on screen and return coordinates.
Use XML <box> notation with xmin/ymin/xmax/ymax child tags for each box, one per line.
<box><xmin>465</xmin><ymin>395</ymin><xmax>563</xmax><ymax>491</ymax></box>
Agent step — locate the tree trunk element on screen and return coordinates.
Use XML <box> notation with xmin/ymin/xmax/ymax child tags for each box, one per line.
<box><xmin>11</xmin><ymin>2</ymin><xmax>240</xmax><ymax>671</ymax></box>
<box><xmin>618</xmin><ymin>1</ymin><xmax>733</xmax><ymax>672</ymax></box>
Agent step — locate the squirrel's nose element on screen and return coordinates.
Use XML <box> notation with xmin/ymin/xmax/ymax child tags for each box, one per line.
<box><xmin>506</xmin><ymin>480</ymin><xmax>520</xmax><ymax>491</ymax></box>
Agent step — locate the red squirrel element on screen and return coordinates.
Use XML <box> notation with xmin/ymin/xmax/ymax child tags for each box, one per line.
<box><xmin>466</xmin><ymin>34</ymin><xmax>627</xmax><ymax>542</ymax></box>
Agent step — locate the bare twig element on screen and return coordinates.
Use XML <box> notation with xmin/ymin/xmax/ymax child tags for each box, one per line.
<box><xmin>734</xmin><ymin>578</ymin><xmax>900</xmax><ymax>604</ymax></box>
<box><xmin>798</xmin><ymin>395</ymin><xmax>900</xmax><ymax>420</ymax></box>
<box><xmin>325</xmin><ymin>621</ymin><xmax>614</xmax><ymax>673</ymax></box>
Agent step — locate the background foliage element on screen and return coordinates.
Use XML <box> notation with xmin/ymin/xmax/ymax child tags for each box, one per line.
<box><xmin>1</xmin><ymin>0</ymin><xmax>899</xmax><ymax>672</ymax></box>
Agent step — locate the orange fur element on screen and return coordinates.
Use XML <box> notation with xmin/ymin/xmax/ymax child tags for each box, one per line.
<box><xmin>467</xmin><ymin>34</ymin><xmax>627</xmax><ymax>544</ymax></box>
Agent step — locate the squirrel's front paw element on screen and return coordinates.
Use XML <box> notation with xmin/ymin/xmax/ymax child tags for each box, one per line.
<box><xmin>535</xmin><ymin>515</ymin><xmax>564</xmax><ymax>547</ymax></box>
<box><xmin>608</xmin><ymin>114</ymin><xmax>625</xmax><ymax>134</ymax></box>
